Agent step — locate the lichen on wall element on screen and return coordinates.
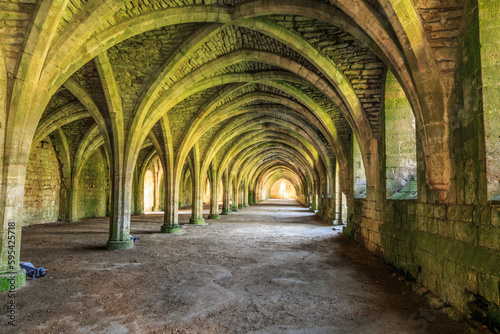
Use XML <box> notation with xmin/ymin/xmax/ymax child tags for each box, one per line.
<box><xmin>76</xmin><ymin>150</ymin><xmax>109</xmax><ymax>219</ymax></box>
<box><xmin>22</xmin><ymin>138</ymin><xmax>61</xmax><ymax>225</ymax></box>
<box><xmin>179</xmin><ymin>173</ymin><xmax>192</xmax><ymax>208</ymax></box>
<box><xmin>353</xmin><ymin>133</ymin><xmax>366</xmax><ymax>198</ymax></box>
<box><xmin>480</xmin><ymin>0</ymin><xmax>500</xmax><ymax>200</ymax></box>
<box><xmin>384</xmin><ymin>70</ymin><xmax>417</xmax><ymax>198</ymax></box>
<box><xmin>347</xmin><ymin>1</ymin><xmax>500</xmax><ymax>331</ymax></box>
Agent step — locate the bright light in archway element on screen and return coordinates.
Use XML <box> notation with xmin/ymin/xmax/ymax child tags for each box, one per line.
<box><xmin>280</xmin><ymin>181</ymin><xmax>288</xmax><ymax>199</ymax></box>
<box><xmin>271</xmin><ymin>179</ymin><xmax>296</xmax><ymax>199</ymax></box>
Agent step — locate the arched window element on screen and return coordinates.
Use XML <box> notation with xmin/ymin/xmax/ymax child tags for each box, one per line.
<box><xmin>144</xmin><ymin>170</ymin><xmax>154</xmax><ymax>212</ymax></box>
<box><xmin>353</xmin><ymin>133</ymin><xmax>366</xmax><ymax>198</ymax></box>
<box><xmin>23</xmin><ymin>138</ymin><xmax>61</xmax><ymax>225</ymax></box>
<box><xmin>480</xmin><ymin>3</ymin><xmax>500</xmax><ymax>201</ymax></box>
<box><xmin>384</xmin><ymin>71</ymin><xmax>417</xmax><ymax>200</ymax></box>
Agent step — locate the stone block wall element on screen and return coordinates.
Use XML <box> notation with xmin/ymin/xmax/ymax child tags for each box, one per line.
<box><xmin>347</xmin><ymin>199</ymin><xmax>500</xmax><ymax>329</ymax></box>
<box><xmin>76</xmin><ymin>150</ymin><xmax>109</xmax><ymax>219</ymax></box>
<box><xmin>384</xmin><ymin>71</ymin><xmax>417</xmax><ymax>197</ymax></box>
<box><xmin>159</xmin><ymin>177</ymin><xmax>165</xmax><ymax>211</ymax></box>
<box><xmin>22</xmin><ymin>139</ymin><xmax>61</xmax><ymax>225</ymax></box>
<box><xmin>352</xmin><ymin>133</ymin><xmax>366</xmax><ymax>198</ymax></box>
<box><xmin>203</xmin><ymin>179</ymin><xmax>211</xmax><ymax>204</ymax></box>
<box><xmin>179</xmin><ymin>174</ymin><xmax>192</xmax><ymax>208</ymax></box>
<box><xmin>346</xmin><ymin>2</ymin><xmax>500</xmax><ymax>330</ymax></box>
<box><xmin>480</xmin><ymin>0</ymin><xmax>500</xmax><ymax>200</ymax></box>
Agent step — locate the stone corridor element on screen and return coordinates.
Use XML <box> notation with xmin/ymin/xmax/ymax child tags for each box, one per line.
<box><xmin>2</xmin><ymin>200</ymin><xmax>487</xmax><ymax>333</ymax></box>
<box><xmin>0</xmin><ymin>0</ymin><xmax>499</xmax><ymax>332</ymax></box>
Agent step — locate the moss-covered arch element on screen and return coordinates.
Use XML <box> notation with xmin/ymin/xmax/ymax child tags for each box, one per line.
<box><xmin>232</xmin><ymin>143</ymin><xmax>318</xmax><ymax>190</ymax></box>
<box><xmin>241</xmin><ymin>151</ymin><xmax>313</xmax><ymax>196</ymax></box>
<box><xmin>130</xmin><ymin>51</ymin><xmax>355</xmax><ymax>189</ymax></box>
<box><xmin>253</xmin><ymin>162</ymin><xmax>309</xmax><ymax>203</ymax></box>
<box><xmin>216</xmin><ymin>131</ymin><xmax>322</xmax><ymax>195</ymax></box>
<box><xmin>204</xmin><ymin>114</ymin><xmax>330</xmax><ymax>181</ymax></box>
<box><xmin>179</xmin><ymin>81</ymin><xmax>346</xmax><ymax>172</ymax></box>
<box><xmin>261</xmin><ymin>171</ymin><xmax>304</xmax><ymax>202</ymax></box>
<box><xmin>239</xmin><ymin>146</ymin><xmax>315</xmax><ymax>203</ymax></box>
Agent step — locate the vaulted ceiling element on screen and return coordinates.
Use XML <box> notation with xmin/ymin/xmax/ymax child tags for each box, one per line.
<box><xmin>9</xmin><ymin>0</ymin><xmax>461</xmax><ymax>201</ymax></box>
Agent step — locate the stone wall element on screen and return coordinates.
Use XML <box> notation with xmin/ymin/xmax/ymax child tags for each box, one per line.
<box><xmin>0</xmin><ymin>0</ymin><xmax>37</xmax><ymax>74</ymax></box>
<box><xmin>76</xmin><ymin>150</ymin><xmax>109</xmax><ymax>219</ymax></box>
<box><xmin>159</xmin><ymin>174</ymin><xmax>165</xmax><ymax>211</ymax></box>
<box><xmin>352</xmin><ymin>134</ymin><xmax>366</xmax><ymax>198</ymax></box>
<box><xmin>22</xmin><ymin>139</ymin><xmax>61</xmax><ymax>225</ymax></box>
<box><xmin>384</xmin><ymin>71</ymin><xmax>417</xmax><ymax>198</ymax></box>
<box><xmin>179</xmin><ymin>173</ymin><xmax>192</xmax><ymax>208</ymax></box>
<box><xmin>480</xmin><ymin>0</ymin><xmax>500</xmax><ymax>201</ymax></box>
<box><xmin>348</xmin><ymin>199</ymin><xmax>500</xmax><ymax>330</ymax></box>
<box><xmin>203</xmin><ymin>178</ymin><xmax>211</xmax><ymax>204</ymax></box>
<box><xmin>346</xmin><ymin>1</ymin><xmax>500</xmax><ymax>330</ymax></box>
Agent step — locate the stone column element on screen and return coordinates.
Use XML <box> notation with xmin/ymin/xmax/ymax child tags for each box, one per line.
<box><xmin>328</xmin><ymin>197</ymin><xmax>335</xmax><ymax>224</ymax></box>
<box><xmin>106</xmin><ymin>168</ymin><xmax>134</xmax><ymax>250</ymax></box>
<box><xmin>311</xmin><ymin>187</ymin><xmax>318</xmax><ymax>212</ymax></box>
<box><xmin>133</xmin><ymin>173</ymin><xmax>144</xmax><ymax>215</ymax></box>
<box><xmin>189</xmin><ymin>169</ymin><xmax>204</xmax><ymax>225</ymax></box>
<box><xmin>221</xmin><ymin>171</ymin><xmax>231</xmax><ymax>215</ymax></box>
<box><xmin>243</xmin><ymin>185</ymin><xmax>249</xmax><ymax>207</ymax></box>
<box><xmin>161</xmin><ymin>166</ymin><xmax>181</xmax><ymax>234</ymax></box>
<box><xmin>0</xmin><ymin>164</ymin><xmax>27</xmax><ymax>291</ymax></box>
<box><xmin>318</xmin><ymin>195</ymin><xmax>325</xmax><ymax>217</ymax></box>
<box><xmin>231</xmin><ymin>179</ymin><xmax>239</xmax><ymax>211</ymax></box>
<box><xmin>208</xmin><ymin>175</ymin><xmax>220</xmax><ymax>219</ymax></box>
<box><xmin>153</xmin><ymin>162</ymin><xmax>161</xmax><ymax>212</ymax></box>
<box><xmin>254</xmin><ymin>186</ymin><xmax>260</xmax><ymax>203</ymax></box>
<box><xmin>334</xmin><ymin>161</ymin><xmax>343</xmax><ymax>225</ymax></box>
<box><xmin>238</xmin><ymin>184</ymin><xmax>244</xmax><ymax>209</ymax></box>
<box><xmin>64</xmin><ymin>179</ymin><xmax>78</xmax><ymax>222</ymax></box>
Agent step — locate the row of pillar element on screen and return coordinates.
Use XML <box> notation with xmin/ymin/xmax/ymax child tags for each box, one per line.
<box><xmin>159</xmin><ymin>170</ymin><xmax>259</xmax><ymax>234</ymax></box>
<box><xmin>305</xmin><ymin>161</ymin><xmax>344</xmax><ymax>226</ymax></box>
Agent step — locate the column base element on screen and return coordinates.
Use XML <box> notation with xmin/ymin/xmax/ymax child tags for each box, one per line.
<box><xmin>249</xmin><ymin>202</ymin><xmax>254</xmax><ymax>205</ymax></box>
<box><xmin>243</xmin><ymin>204</ymin><xmax>249</xmax><ymax>207</ymax></box>
<box><xmin>238</xmin><ymin>204</ymin><xmax>243</xmax><ymax>209</ymax></box>
<box><xmin>221</xmin><ymin>211</ymin><xmax>231</xmax><ymax>215</ymax></box>
<box><xmin>0</xmin><ymin>268</ymin><xmax>26</xmax><ymax>292</ymax></box>
<box><xmin>106</xmin><ymin>239</ymin><xmax>134</xmax><ymax>250</ymax></box>
<box><xmin>208</xmin><ymin>214</ymin><xmax>220</xmax><ymax>219</ymax></box>
<box><xmin>231</xmin><ymin>206</ymin><xmax>239</xmax><ymax>212</ymax></box>
<box><xmin>161</xmin><ymin>224</ymin><xmax>182</xmax><ymax>233</ymax></box>
<box><xmin>189</xmin><ymin>218</ymin><xmax>205</xmax><ymax>225</ymax></box>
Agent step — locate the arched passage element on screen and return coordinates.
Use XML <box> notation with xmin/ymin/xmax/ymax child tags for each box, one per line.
<box><xmin>270</xmin><ymin>179</ymin><xmax>297</xmax><ymax>200</ymax></box>
<box><xmin>0</xmin><ymin>2</ymin><xmax>498</xmax><ymax>331</ymax></box>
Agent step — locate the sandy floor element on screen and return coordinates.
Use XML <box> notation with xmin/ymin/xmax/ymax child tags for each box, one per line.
<box><xmin>1</xmin><ymin>199</ymin><xmax>491</xmax><ymax>333</ymax></box>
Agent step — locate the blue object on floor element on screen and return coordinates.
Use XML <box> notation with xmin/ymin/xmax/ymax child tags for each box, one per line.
<box><xmin>20</xmin><ymin>262</ymin><xmax>47</xmax><ymax>280</ymax></box>
<box><xmin>130</xmin><ymin>235</ymin><xmax>139</xmax><ymax>242</ymax></box>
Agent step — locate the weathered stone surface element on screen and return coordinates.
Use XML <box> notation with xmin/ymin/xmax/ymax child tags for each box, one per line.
<box><xmin>77</xmin><ymin>149</ymin><xmax>109</xmax><ymax>219</ymax></box>
<box><xmin>22</xmin><ymin>137</ymin><xmax>61</xmax><ymax>225</ymax></box>
<box><xmin>0</xmin><ymin>1</ymin><xmax>498</xmax><ymax>331</ymax></box>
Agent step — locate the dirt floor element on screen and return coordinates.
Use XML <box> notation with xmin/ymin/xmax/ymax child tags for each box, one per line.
<box><xmin>1</xmin><ymin>199</ymin><xmax>493</xmax><ymax>333</ymax></box>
